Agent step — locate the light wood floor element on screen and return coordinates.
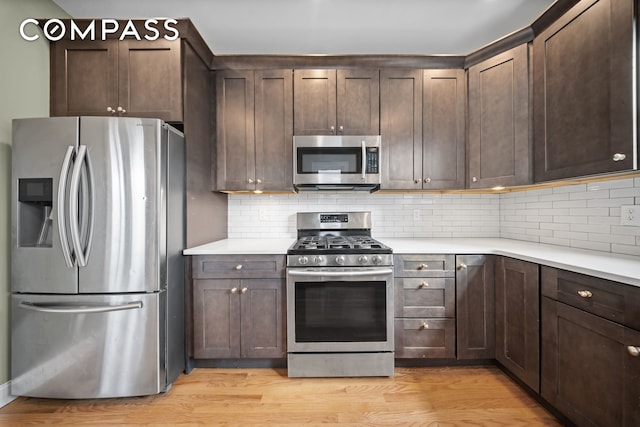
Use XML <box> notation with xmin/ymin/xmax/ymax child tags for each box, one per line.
<box><xmin>0</xmin><ymin>366</ymin><xmax>562</xmax><ymax>426</ymax></box>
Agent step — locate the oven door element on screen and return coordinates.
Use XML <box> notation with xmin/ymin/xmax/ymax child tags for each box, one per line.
<box><xmin>293</xmin><ymin>135</ymin><xmax>380</xmax><ymax>187</ymax></box>
<box><xmin>286</xmin><ymin>267</ymin><xmax>394</xmax><ymax>353</ymax></box>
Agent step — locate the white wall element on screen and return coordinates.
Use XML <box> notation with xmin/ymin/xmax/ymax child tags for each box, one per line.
<box><xmin>229</xmin><ymin>192</ymin><xmax>501</xmax><ymax>239</ymax></box>
<box><xmin>228</xmin><ymin>176</ymin><xmax>640</xmax><ymax>257</ymax></box>
<box><xmin>0</xmin><ymin>0</ymin><xmax>69</xmax><ymax>405</ymax></box>
<box><xmin>501</xmin><ymin>176</ymin><xmax>640</xmax><ymax>256</ymax></box>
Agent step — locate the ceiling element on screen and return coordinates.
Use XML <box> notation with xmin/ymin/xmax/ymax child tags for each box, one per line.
<box><xmin>51</xmin><ymin>0</ymin><xmax>557</xmax><ymax>56</ymax></box>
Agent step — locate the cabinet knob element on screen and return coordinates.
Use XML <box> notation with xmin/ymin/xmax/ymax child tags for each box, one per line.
<box><xmin>338</xmin><ymin>125</ymin><xmax>344</xmax><ymax>134</ymax></box>
<box><xmin>248</xmin><ymin>179</ymin><xmax>254</xmax><ymax>184</ymax></box>
<box><xmin>235</xmin><ymin>264</ymin><xmax>243</xmax><ymax>270</ymax></box>
<box><xmin>424</xmin><ymin>177</ymin><xmax>431</xmax><ymax>183</ymax></box>
<box><xmin>419</xmin><ymin>281</ymin><xmax>429</xmax><ymax>288</ymax></box>
<box><xmin>417</xmin><ymin>263</ymin><xmax>428</xmax><ymax>270</ymax></box>
<box><xmin>107</xmin><ymin>107</ymin><xmax>115</xmax><ymax>114</ymax></box>
<box><xmin>613</xmin><ymin>153</ymin><xmax>626</xmax><ymax>162</ymax></box>
<box><xmin>577</xmin><ymin>290</ymin><xmax>593</xmax><ymax>298</ymax></box>
<box><xmin>628</xmin><ymin>346</ymin><xmax>640</xmax><ymax>357</ymax></box>
<box><xmin>116</xmin><ymin>106</ymin><xmax>126</xmax><ymax>114</ymax></box>
<box><xmin>230</xmin><ymin>287</ymin><xmax>238</xmax><ymax>294</ymax></box>
<box><xmin>256</xmin><ymin>179</ymin><xmax>262</xmax><ymax>184</ymax></box>
<box><xmin>458</xmin><ymin>263</ymin><xmax>467</xmax><ymax>270</ymax></box>
<box><xmin>330</xmin><ymin>125</ymin><xmax>335</xmax><ymax>134</ymax></box>
<box><xmin>414</xmin><ymin>179</ymin><xmax>421</xmax><ymax>184</ymax></box>
<box><xmin>241</xmin><ymin>287</ymin><xmax>248</xmax><ymax>294</ymax></box>
<box><xmin>472</xmin><ymin>177</ymin><xmax>478</xmax><ymax>183</ymax></box>
<box><xmin>420</xmin><ymin>322</ymin><xmax>429</xmax><ymax>330</ymax></box>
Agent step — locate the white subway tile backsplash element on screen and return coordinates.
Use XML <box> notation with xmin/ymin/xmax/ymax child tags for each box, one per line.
<box><xmin>228</xmin><ymin>176</ymin><xmax>640</xmax><ymax>256</ymax></box>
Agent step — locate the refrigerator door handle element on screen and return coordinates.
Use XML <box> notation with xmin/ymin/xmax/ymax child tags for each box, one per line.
<box><xmin>57</xmin><ymin>145</ymin><xmax>75</xmax><ymax>268</ymax></box>
<box><xmin>69</xmin><ymin>145</ymin><xmax>88</xmax><ymax>267</ymax></box>
<box><xmin>79</xmin><ymin>148</ymin><xmax>95</xmax><ymax>263</ymax></box>
<box><xmin>19</xmin><ymin>300</ymin><xmax>143</xmax><ymax>314</ymax></box>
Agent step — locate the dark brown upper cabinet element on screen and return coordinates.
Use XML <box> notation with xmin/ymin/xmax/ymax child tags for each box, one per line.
<box><xmin>423</xmin><ymin>69</ymin><xmax>465</xmax><ymax>189</ymax></box>
<box><xmin>533</xmin><ymin>0</ymin><xmax>635</xmax><ymax>182</ymax></box>
<box><xmin>50</xmin><ymin>39</ymin><xmax>182</xmax><ymax>122</ymax></box>
<box><xmin>381</xmin><ymin>69</ymin><xmax>465</xmax><ymax>190</ymax></box>
<box><xmin>216</xmin><ymin>69</ymin><xmax>293</xmax><ymax>192</ymax></box>
<box><xmin>293</xmin><ymin>69</ymin><xmax>379</xmax><ymax>135</ymax></box>
<box><xmin>468</xmin><ymin>44</ymin><xmax>531</xmax><ymax>188</ymax></box>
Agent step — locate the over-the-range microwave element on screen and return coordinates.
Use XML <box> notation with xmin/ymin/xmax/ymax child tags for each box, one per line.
<box><xmin>293</xmin><ymin>135</ymin><xmax>381</xmax><ymax>192</ymax></box>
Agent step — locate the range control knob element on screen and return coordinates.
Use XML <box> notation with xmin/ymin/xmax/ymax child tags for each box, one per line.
<box><xmin>372</xmin><ymin>255</ymin><xmax>383</xmax><ymax>265</ymax></box>
<box><xmin>335</xmin><ymin>255</ymin><xmax>345</xmax><ymax>265</ymax></box>
<box><xmin>313</xmin><ymin>256</ymin><xmax>324</xmax><ymax>265</ymax></box>
<box><xmin>358</xmin><ymin>256</ymin><xmax>369</xmax><ymax>265</ymax></box>
<box><xmin>298</xmin><ymin>256</ymin><xmax>309</xmax><ymax>265</ymax></box>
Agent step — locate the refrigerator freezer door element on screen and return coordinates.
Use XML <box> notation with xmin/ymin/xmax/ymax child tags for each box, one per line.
<box><xmin>79</xmin><ymin>117</ymin><xmax>163</xmax><ymax>293</ymax></box>
<box><xmin>11</xmin><ymin>292</ymin><xmax>167</xmax><ymax>398</ymax></box>
<box><xmin>12</xmin><ymin>117</ymin><xmax>80</xmax><ymax>294</ymax></box>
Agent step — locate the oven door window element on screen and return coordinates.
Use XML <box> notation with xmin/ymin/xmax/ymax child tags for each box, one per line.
<box><xmin>294</xmin><ymin>281</ymin><xmax>387</xmax><ymax>342</ymax></box>
<box><xmin>297</xmin><ymin>148</ymin><xmax>361</xmax><ymax>174</ymax></box>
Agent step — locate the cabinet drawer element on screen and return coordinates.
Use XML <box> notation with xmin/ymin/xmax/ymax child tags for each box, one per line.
<box><xmin>394</xmin><ymin>255</ymin><xmax>455</xmax><ymax>277</ymax></box>
<box><xmin>192</xmin><ymin>255</ymin><xmax>285</xmax><ymax>279</ymax></box>
<box><xmin>394</xmin><ymin>318</ymin><xmax>455</xmax><ymax>358</ymax></box>
<box><xmin>395</xmin><ymin>278</ymin><xmax>454</xmax><ymax>318</ymax></box>
<box><xmin>541</xmin><ymin>266</ymin><xmax>640</xmax><ymax>330</ymax></box>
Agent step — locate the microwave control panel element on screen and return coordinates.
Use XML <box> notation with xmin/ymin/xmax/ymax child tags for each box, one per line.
<box><xmin>366</xmin><ymin>147</ymin><xmax>379</xmax><ymax>174</ymax></box>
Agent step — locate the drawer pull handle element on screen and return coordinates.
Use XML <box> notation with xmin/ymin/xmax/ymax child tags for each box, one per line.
<box><xmin>419</xmin><ymin>281</ymin><xmax>429</xmax><ymax>288</ymax></box>
<box><xmin>577</xmin><ymin>290</ymin><xmax>593</xmax><ymax>298</ymax></box>
<box><xmin>420</xmin><ymin>322</ymin><xmax>429</xmax><ymax>330</ymax></box>
<box><xmin>235</xmin><ymin>264</ymin><xmax>243</xmax><ymax>270</ymax></box>
<box><xmin>458</xmin><ymin>263</ymin><xmax>467</xmax><ymax>270</ymax></box>
<box><xmin>230</xmin><ymin>287</ymin><xmax>238</xmax><ymax>294</ymax></box>
<box><xmin>628</xmin><ymin>346</ymin><xmax>640</xmax><ymax>357</ymax></box>
<box><xmin>613</xmin><ymin>153</ymin><xmax>626</xmax><ymax>162</ymax></box>
<box><xmin>417</xmin><ymin>264</ymin><xmax>428</xmax><ymax>270</ymax></box>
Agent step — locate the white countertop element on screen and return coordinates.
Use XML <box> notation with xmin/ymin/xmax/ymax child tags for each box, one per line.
<box><xmin>184</xmin><ymin>237</ymin><xmax>640</xmax><ymax>287</ymax></box>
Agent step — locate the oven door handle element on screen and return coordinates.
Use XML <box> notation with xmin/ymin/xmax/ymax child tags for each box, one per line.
<box><xmin>288</xmin><ymin>268</ymin><xmax>393</xmax><ymax>278</ymax></box>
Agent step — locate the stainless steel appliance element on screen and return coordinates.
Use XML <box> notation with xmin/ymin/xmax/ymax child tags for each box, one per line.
<box><xmin>10</xmin><ymin>116</ymin><xmax>185</xmax><ymax>398</ymax></box>
<box><xmin>286</xmin><ymin>212</ymin><xmax>394</xmax><ymax>377</ymax></box>
<box><xmin>293</xmin><ymin>135</ymin><xmax>381</xmax><ymax>192</ymax></box>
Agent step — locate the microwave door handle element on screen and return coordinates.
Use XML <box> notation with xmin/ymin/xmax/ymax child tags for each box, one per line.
<box><xmin>69</xmin><ymin>145</ymin><xmax>87</xmax><ymax>267</ymax></box>
<box><xmin>361</xmin><ymin>140</ymin><xmax>366</xmax><ymax>180</ymax></box>
<box><xmin>57</xmin><ymin>146</ymin><xmax>75</xmax><ymax>268</ymax></box>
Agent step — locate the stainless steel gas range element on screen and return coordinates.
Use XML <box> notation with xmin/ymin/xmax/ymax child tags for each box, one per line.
<box><xmin>286</xmin><ymin>211</ymin><xmax>394</xmax><ymax>377</ymax></box>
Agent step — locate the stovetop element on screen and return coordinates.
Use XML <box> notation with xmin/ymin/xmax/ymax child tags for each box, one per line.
<box><xmin>288</xmin><ymin>235</ymin><xmax>392</xmax><ymax>255</ymax></box>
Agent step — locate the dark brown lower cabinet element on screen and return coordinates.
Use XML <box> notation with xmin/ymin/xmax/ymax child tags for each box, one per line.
<box><xmin>495</xmin><ymin>257</ymin><xmax>540</xmax><ymax>392</ymax></box>
<box><xmin>456</xmin><ymin>255</ymin><xmax>495</xmax><ymax>359</ymax></box>
<box><xmin>193</xmin><ymin>278</ymin><xmax>285</xmax><ymax>359</ymax></box>
<box><xmin>541</xmin><ymin>297</ymin><xmax>640</xmax><ymax>427</ymax></box>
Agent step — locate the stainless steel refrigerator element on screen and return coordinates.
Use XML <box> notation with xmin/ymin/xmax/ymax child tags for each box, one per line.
<box><xmin>10</xmin><ymin>116</ymin><xmax>185</xmax><ymax>398</ymax></box>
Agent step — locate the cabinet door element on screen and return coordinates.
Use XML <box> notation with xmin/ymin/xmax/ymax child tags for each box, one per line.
<box><xmin>380</xmin><ymin>69</ymin><xmax>423</xmax><ymax>189</ymax></box>
<box><xmin>255</xmin><ymin>69</ymin><xmax>294</xmax><ymax>191</ymax></box>
<box><xmin>456</xmin><ymin>255</ymin><xmax>495</xmax><ymax>359</ymax></box>
<box><xmin>193</xmin><ymin>279</ymin><xmax>241</xmax><ymax>359</ymax></box>
<box><xmin>118</xmin><ymin>39</ymin><xmax>182</xmax><ymax>122</ymax></box>
<box><xmin>541</xmin><ymin>298</ymin><xmax>639</xmax><ymax>427</ymax></box>
<box><xmin>395</xmin><ymin>318</ymin><xmax>455</xmax><ymax>358</ymax></box>
<box><xmin>422</xmin><ymin>69</ymin><xmax>465</xmax><ymax>189</ymax></box>
<box><xmin>293</xmin><ymin>69</ymin><xmax>337</xmax><ymax>135</ymax></box>
<box><xmin>495</xmin><ymin>257</ymin><xmax>540</xmax><ymax>392</ymax></box>
<box><xmin>468</xmin><ymin>44</ymin><xmax>530</xmax><ymax>188</ymax></box>
<box><xmin>533</xmin><ymin>0</ymin><xmax>634</xmax><ymax>181</ymax></box>
<box><xmin>240</xmin><ymin>279</ymin><xmax>286</xmax><ymax>358</ymax></box>
<box><xmin>337</xmin><ymin>69</ymin><xmax>380</xmax><ymax>135</ymax></box>
<box><xmin>50</xmin><ymin>39</ymin><xmax>118</xmax><ymax>116</ymax></box>
<box><xmin>216</xmin><ymin>70</ymin><xmax>256</xmax><ymax>191</ymax></box>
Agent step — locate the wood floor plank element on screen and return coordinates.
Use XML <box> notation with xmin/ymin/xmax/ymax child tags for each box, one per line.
<box><xmin>0</xmin><ymin>366</ymin><xmax>562</xmax><ymax>426</ymax></box>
